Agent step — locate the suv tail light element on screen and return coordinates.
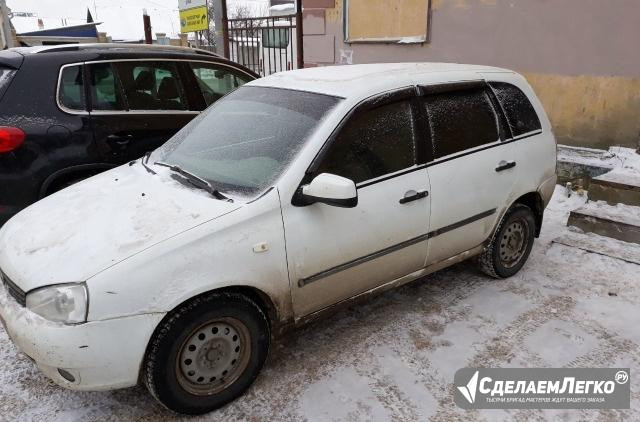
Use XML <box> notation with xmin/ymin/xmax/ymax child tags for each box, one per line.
<box><xmin>0</xmin><ymin>126</ymin><xmax>25</xmax><ymax>153</ymax></box>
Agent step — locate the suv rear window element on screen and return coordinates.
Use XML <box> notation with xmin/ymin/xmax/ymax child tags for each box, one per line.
<box><xmin>58</xmin><ymin>65</ymin><xmax>85</xmax><ymax>111</ymax></box>
<box><xmin>490</xmin><ymin>82</ymin><xmax>541</xmax><ymax>137</ymax></box>
<box><xmin>0</xmin><ymin>67</ymin><xmax>16</xmax><ymax>101</ymax></box>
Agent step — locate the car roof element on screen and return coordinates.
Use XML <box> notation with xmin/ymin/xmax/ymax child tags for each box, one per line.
<box><xmin>8</xmin><ymin>43</ymin><xmax>259</xmax><ymax>78</ymax></box>
<box><xmin>249</xmin><ymin>62</ymin><xmax>516</xmax><ymax>99</ymax></box>
<box><xmin>10</xmin><ymin>43</ymin><xmax>222</xmax><ymax>59</ymax></box>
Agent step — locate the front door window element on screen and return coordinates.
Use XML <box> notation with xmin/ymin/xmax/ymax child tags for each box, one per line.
<box><xmin>313</xmin><ymin>100</ymin><xmax>416</xmax><ymax>184</ymax></box>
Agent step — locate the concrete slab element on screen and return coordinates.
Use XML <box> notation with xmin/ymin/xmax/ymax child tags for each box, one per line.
<box><xmin>556</xmin><ymin>145</ymin><xmax>616</xmax><ymax>186</ymax></box>
<box><xmin>567</xmin><ymin>201</ymin><xmax>640</xmax><ymax>244</ymax></box>
<box><xmin>553</xmin><ymin>231</ymin><xmax>640</xmax><ymax>265</ymax></box>
<box><xmin>590</xmin><ymin>171</ymin><xmax>640</xmax><ymax>206</ymax></box>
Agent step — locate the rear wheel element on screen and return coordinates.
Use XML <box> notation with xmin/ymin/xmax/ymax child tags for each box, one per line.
<box><xmin>477</xmin><ymin>204</ymin><xmax>536</xmax><ymax>278</ymax></box>
<box><xmin>144</xmin><ymin>292</ymin><xmax>270</xmax><ymax>415</ymax></box>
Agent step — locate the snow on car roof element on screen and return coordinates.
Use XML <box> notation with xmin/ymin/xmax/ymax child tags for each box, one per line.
<box><xmin>249</xmin><ymin>62</ymin><xmax>514</xmax><ymax>99</ymax></box>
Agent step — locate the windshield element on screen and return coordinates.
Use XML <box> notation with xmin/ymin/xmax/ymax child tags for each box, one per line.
<box><xmin>156</xmin><ymin>86</ymin><xmax>341</xmax><ymax>198</ymax></box>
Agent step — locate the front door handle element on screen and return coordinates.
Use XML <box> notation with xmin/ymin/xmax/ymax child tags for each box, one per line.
<box><xmin>495</xmin><ymin>160</ymin><xmax>516</xmax><ymax>172</ymax></box>
<box><xmin>106</xmin><ymin>134</ymin><xmax>133</xmax><ymax>147</ymax></box>
<box><xmin>399</xmin><ymin>190</ymin><xmax>429</xmax><ymax>204</ymax></box>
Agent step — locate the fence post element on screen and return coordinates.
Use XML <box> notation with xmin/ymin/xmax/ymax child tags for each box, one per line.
<box><xmin>295</xmin><ymin>0</ymin><xmax>304</xmax><ymax>69</ymax></box>
<box><xmin>143</xmin><ymin>9</ymin><xmax>152</xmax><ymax>44</ymax></box>
<box><xmin>221</xmin><ymin>0</ymin><xmax>230</xmax><ymax>59</ymax></box>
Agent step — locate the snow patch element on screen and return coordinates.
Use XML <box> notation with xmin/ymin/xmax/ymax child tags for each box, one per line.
<box><xmin>397</xmin><ymin>36</ymin><xmax>426</xmax><ymax>44</ymax></box>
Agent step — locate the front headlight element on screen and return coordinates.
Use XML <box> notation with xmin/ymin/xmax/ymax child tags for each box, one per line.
<box><xmin>26</xmin><ymin>283</ymin><xmax>88</xmax><ymax>324</ymax></box>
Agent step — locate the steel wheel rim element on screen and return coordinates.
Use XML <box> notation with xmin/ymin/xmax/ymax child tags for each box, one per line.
<box><xmin>499</xmin><ymin>218</ymin><xmax>528</xmax><ymax>269</ymax></box>
<box><xmin>176</xmin><ymin>317</ymin><xmax>251</xmax><ymax>396</ymax></box>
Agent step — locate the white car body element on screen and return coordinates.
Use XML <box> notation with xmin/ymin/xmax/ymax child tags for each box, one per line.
<box><xmin>0</xmin><ymin>63</ymin><xmax>556</xmax><ymax>392</ymax></box>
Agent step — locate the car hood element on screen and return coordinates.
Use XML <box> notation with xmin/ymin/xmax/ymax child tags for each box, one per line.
<box><xmin>0</xmin><ymin>164</ymin><xmax>241</xmax><ymax>292</ymax></box>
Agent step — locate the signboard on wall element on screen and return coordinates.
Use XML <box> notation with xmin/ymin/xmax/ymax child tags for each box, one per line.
<box><xmin>178</xmin><ymin>0</ymin><xmax>208</xmax><ymax>34</ymax></box>
<box><xmin>180</xmin><ymin>6</ymin><xmax>208</xmax><ymax>33</ymax></box>
<box><xmin>345</xmin><ymin>0</ymin><xmax>430</xmax><ymax>43</ymax></box>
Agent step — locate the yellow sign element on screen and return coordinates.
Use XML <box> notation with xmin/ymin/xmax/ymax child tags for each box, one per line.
<box><xmin>180</xmin><ymin>6</ymin><xmax>209</xmax><ymax>33</ymax></box>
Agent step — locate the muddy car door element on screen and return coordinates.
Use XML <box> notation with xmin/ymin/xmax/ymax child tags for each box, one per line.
<box><xmin>421</xmin><ymin>83</ymin><xmax>519</xmax><ymax>264</ymax></box>
<box><xmin>281</xmin><ymin>91</ymin><xmax>432</xmax><ymax>318</ymax></box>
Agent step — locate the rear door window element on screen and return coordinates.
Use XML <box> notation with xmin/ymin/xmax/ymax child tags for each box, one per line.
<box><xmin>58</xmin><ymin>65</ymin><xmax>85</xmax><ymax>111</ymax></box>
<box><xmin>422</xmin><ymin>88</ymin><xmax>499</xmax><ymax>159</ymax></box>
<box><xmin>490</xmin><ymin>82</ymin><xmax>541</xmax><ymax>137</ymax></box>
<box><xmin>114</xmin><ymin>61</ymin><xmax>188</xmax><ymax>111</ymax></box>
<box><xmin>0</xmin><ymin>67</ymin><xmax>16</xmax><ymax>101</ymax></box>
<box><xmin>88</xmin><ymin>62</ymin><xmax>125</xmax><ymax>111</ymax></box>
<box><xmin>314</xmin><ymin>100</ymin><xmax>416</xmax><ymax>184</ymax></box>
<box><xmin>189</xmin><ymin>62</ymin><xmax>252</xmax><ymax>107</ymax></box>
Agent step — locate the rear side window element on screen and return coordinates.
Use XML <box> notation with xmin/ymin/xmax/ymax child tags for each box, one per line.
<box><xmin>314</xmin><ymin>100</ymin><xmax>416</xmax><ymax>184</ymax></box>
<box><xmin>490</xmin><ymin>82</ymin><xmax>541</xmax><ymax>137</ymax></box>
<box><xmin>58</xmin><ymin>65</ymin><xmax>85</xmax><ymax>111</ymax></box>
<box><xmin>114</xmin><ymin>61</ymin><xmax>188</xmax><ymax>111</ymax></box>
<box><xmin>189</xmin><ymin>62</ymin><xmax>252</xmax><ymax>107</ymax></box>
<box><xmin>88</xmin><ymin>63</ymin><xmax>125</xmax><ymax>111</ymax></box>
<box><xmin>0</xmin><ymin>67</ymin><xmax>16</xmax><ymax>101</ymax></box>
<box><xmin>423</xmin><ymin>88</ymin><xmax>499</xmax><ymax>159</ymax></box>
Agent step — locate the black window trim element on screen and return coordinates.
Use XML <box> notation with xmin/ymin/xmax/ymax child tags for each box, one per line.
<box><xmin>291</xmin><ymin>81</ymin><xmax>544</xmax><ymax>204</ymax></box>
<box><xmin>292</xmin><ymin>86</ymin><xmax>419</xmax><ymax>205</ymax></box>
<box><xmin>358</xmin><ymin>82</ymin><xmax>545</xmax><ymax>183</ymax></box>
<box><xmin>305</xmin><ymin>86</ymin><xmax>421</xmax><ymax>183</ymax></box>
<box><xmin>417</xmin><ymin>80</ymin><xmax>543</xmax><ymax>163</ymax></box>
<box><xmin>418</xmin><ymin>80</ymin><xmax>506</xmax><ymax>160</ymax></box>
<box><xmin>487</xmin><ymin>81</ymin><xmax>543</xmax><ymax>141</ymax></box>
<box><xmin>56</xmin><ymin>63</ymin><xmax>87</xmax><ymax>114</ymax></box>
<box><xmin>56</xmin><ymin>58</ymin><xmax>256</xmax><ymax>116</ymax></box>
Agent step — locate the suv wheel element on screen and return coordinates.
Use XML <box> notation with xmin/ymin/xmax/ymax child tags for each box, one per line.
<box><xmin>144</xmin><ymin>292</ymin><xmax>270</xmax><ymax>415</ymax></box>
<box><xmin>477</xmin><ymin>203</ymin><xmax>536</xmax><ymax>278</ymax></box>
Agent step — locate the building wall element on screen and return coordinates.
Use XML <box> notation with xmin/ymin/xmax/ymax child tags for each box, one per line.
<box><xmin>302</xmin><ymin>0</ymin><xmax>640</xmax><ymax>149</ymax></box>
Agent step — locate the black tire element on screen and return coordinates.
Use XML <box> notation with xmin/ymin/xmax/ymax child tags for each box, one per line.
<box><xmin>144</xmin><ymin>292</ymin><xmax>270</xmax><ymax>415</ymax></box>
<box><xmin>477</xmin><ymin>203</ymin><xmax>536</xmax><ymax>279</ymax></box>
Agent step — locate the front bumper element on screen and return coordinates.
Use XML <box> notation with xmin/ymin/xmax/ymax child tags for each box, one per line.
<box><xmin>0</xmin><ymin>284</ymin><xmax>164</xmax><ymax>391</ymax></box>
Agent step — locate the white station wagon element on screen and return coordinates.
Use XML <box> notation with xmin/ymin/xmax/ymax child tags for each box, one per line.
<box><xmin>0</xmin><ymin>63</ymin><xmax>556</xmax><ymax>414</ymax></box>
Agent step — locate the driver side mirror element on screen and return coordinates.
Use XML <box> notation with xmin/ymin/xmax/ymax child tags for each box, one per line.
<box><xmin>300</xmin><ymin>173</ymin><xmax>358</xmax><ymax>208</ymax></box>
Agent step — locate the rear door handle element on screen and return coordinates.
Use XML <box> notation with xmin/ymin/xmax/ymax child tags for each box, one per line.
<box><xmin>399</xmin><ymin>190</ymin><xmax>429</xmax><ymax>204</ymax></box>
<box><xmin>495</xmin><ymin>160</ymin><xmax>516</xmax><ymax>172</ymax></box>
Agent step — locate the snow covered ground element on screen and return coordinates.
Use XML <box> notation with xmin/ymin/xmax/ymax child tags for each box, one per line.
<box><xmin>0</xmin><ymin>185</ymin><xmax>638</xmax><ymax>421</ymax></box>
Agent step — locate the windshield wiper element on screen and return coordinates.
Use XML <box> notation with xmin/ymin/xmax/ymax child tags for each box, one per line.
<box><xmin>154</xmin><ymin>161</ymin><xmax>233</xmax><ymax>202</ymax></box>
<box><xmin>141</xmin><ymin>151</ymin><xmax>156</xmax><ymax>175</ymax></box>
<box><xmin>130</xmin><ymin>151</ymin><xmax>157</xmax><ymax>175</ymax></box>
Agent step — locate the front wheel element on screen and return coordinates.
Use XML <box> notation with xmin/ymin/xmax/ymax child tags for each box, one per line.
<box><xmin>144</xmin><ymin>292</ymin><xmax>270</xmax><ymax>415</ymax></box>
<box><xmin>477</xmin><ymin>203</ymin><xmax>536</xmax><ymax>278</ymax></box>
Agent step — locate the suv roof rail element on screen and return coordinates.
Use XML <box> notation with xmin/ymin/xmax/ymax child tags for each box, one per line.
<box><xmin>14</xmin><ymin>43</ymin><xmax>222</xmax><ymax>58</ymax></box>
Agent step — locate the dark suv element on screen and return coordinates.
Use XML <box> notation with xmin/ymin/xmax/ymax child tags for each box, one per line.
<box><xmin>0</xmin><ymin>44</ymin><xmax>258</xmax><ymax>225</ymax></box>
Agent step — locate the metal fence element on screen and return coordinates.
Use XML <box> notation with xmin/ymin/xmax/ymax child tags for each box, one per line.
<box><xmin>226</xmin><ymin>14</ymin><xmax>301</xmax><ymax>77</ymax></box>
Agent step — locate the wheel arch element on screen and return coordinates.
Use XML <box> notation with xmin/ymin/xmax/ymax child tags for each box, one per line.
<box><xmin>512</xmin><ymin>191</ymin><xmax>544</xmax><ymax>237</ymax></box>
<box><xmin>220</xmin><ymin>285</ymin><xmax>281</xmax><ymax>335</ymax></box>
<box><xmin>39</xmin><ymin>163</ymin><xmax>115</xmax><ymax>198</ymax></box>
<box><xmin>139</xmin><ymin>284</ymin><xmax>283</xmax><ymax>385</ymax></box>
